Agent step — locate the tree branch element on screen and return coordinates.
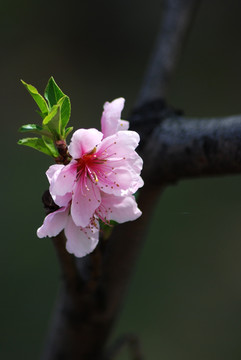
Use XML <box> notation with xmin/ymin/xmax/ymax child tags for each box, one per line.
<box><xmin>136</xmin><ymin>0</ymin><xmax>200</xmax><ymax>106</ymax></box>
<box><xmin>42</xmin><ymin>185</ymin><xmax>163</xmax><ymax>360</ymax></box>
<box><xmin>52</xmin><ymin>233</ymin><xmax>83</xmax><ymax>292</ymax></box>
<box><xmin>138</xmin><ymin>113</ymin><xmax>241</xmax><ymax>183</ymax></box>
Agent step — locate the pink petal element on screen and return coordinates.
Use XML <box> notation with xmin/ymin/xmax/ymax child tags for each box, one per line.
<box><xmin>121</xmin><ymin>154</ymin><xmax>144</xmax><ymax>193</ymax></box>
<box><xmin>101</xmin><ymin>98</ymin><xmax>125</xmax><ymax>138</ymax></box>
<box><xmin>127</xmin><ymin>176</ymin><xmax>144</xmax><ymax>195</ymax></box>
<box><xmin>128</xmin><ymin>152</ymin><xmax>143</xmax><ymax>174</ymax></box>
<box><xmin>37</xmin><ymin>206</ymin><xmax>68</xmax><ymax>238</ymax></box>
<box><xmin>69</xmin><ymin>128</ymin><xmax>103</xmax><ymax>159</ymax></box>
<box><xmin>117</xmin><ymin>119</ymin><xmax>129</xmax><ymax>131</ymax></box>
<box><xmin>46</xmin><ymin>164</ymin><xmax>64</xmax><ymax>184</ymax></box>
<box><xmin>50</xmin><ymin>162</ymin><xmax>77</xmax><ymax>197</ymax></box>
<box><xmin>45</xmin><ymin>165</ymin><xmax>72</xmax><ymax>207</ymax></box>
<box><xmin>65</xmin><ymin>216</ymin><xmax>99</xmax><ymax>257</ymax></box>
<box><xmin>96</xmin><ymin>131</ymin><xmax>140</xmax><ymax>161</ymax></box>
<box><xmin>95</xmin><ymin>130</ymin><xmax>143</xmax><ymax>195</ymax></box>
<box><xmin>97</xmin><ymin>166</ymin><xmax>134</xmax><ymax>196</ymax></box>
<box><xmin>100</xmin><ymin>193</ymin><xmax>142</xmax><ymax>223</ymax></box>
<box><xmin>53</xmin><ymin>192</ymin><xmax>72</xmax><ymax>207</ymax></box>
<box><xmin>71</xmin><ymin>177</ymin><xmax>101</xmax><ymax>227</ymax></box>
<box><xmin>45</xmin><ymin>164</ymin><xmax>72</xmax><ymax>207</ymax></box>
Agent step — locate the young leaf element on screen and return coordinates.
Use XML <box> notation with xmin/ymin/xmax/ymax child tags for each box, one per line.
<box><xmin>44</xmin><ymin>77</ymin><xmax>65</xmax><ymax>108</ymax></box>
<box><xmin>42</xmin><ymin>136</ymin><xmax>59</xmax><ymax>157</ymax></box>
<box><xmin>19</xmin><ymin>124</ymin><xmax>52</xmax><ymax>138</ymax></box>
<box><xmin>58</xmin><ymin>96</ymin><xmax>71</xmax><ymax>131</ymax></box>
<box><xmin>42</xmin><ymin>105</ymin><xmax>62</xmax><ymax>139</ymax></box>
<box><xmin>65</xmin><ymin>126</ymin><xmax>73</xmax><ymax>138</ymax></box>
<box><xmin>21</xmin><ymin>80</ymin><xmax>49</xmax><ymax>116</ymax></box>
<box><xmin>36</xmin><ymin>110</ymin><xmax>47</xmax><ymax>120</ymax></box>
<box><xmin>18</xmin><ymin>137</ymin><xmax>53</xmax><ymax>156</ymax></box>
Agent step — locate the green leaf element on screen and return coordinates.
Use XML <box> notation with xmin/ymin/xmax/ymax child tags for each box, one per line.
<box><xmin>65</xmin><ymin>126</ymin><xmax>73</xmax><ymax>138</ymax></box>
<box><xmin>19</xmin><ymin>124</ymin><xmax>52</xmax><ymax>138</ymax></box>
<box><xmin>42</xmin><ymin>136</ymin><xmax>59</xmax><ymax>157</ymax></box>
<box><xmin>42</xmin><ymin>105</ymin><xmax>61</xmax><ymax>139</ymax></box>
<box><xmin>36</xmin><ymin>110</ymin><xmax>47</xmax><ymax>120</ymax></box>
<box><xmin>19</xmin><ymin>77</ymin><xmax>73</xmax><ymax>157</ymax></box>
<box><xmin>58</xmin><ymin>96</ymin><xmax>71</xmax><ymax>131</ymax></box>
<box><xmin>21</xmin><ymin>80</ymin><xmax>49</xmax><ymax>116</ymax></box>
<box><xmin>18</xmin><ymin>137</ymin><xmax>53</xmax><ymax>156</ymax></box>
<box><xmin>44</xmin><ymin>77</ymin><xmax>65</xmax><ymax>108</ymax></box>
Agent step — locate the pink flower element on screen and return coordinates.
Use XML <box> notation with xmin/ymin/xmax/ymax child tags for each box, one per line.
<box><xmin>37</xmin><ymin>193</ymin><xmax>141</xmax><ymax>257</ymax></box>
<box><xmin>49</xmin><ymin>98</ymin><xmax>143</xmax><ymax>227</ymax></box>
<box><xmin>37</xmin><ymin>203</ymin><xmax>100</xmax><ymax>257</ymax></box>
<box><xmin>37</xmin><ymin>98</ymin><xmax>143</xmax><ymax>257</ymax></box>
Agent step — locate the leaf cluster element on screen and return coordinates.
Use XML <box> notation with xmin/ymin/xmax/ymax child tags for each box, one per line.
<box><xmin>18</xmin><ymin>77</ymin><xmax>73</xmax><ymax>157</ymax></box>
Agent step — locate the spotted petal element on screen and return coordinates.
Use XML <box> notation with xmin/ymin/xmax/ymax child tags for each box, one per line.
<box><xmin>96</xmin><ymin>166</ymin><xmax>135</xmax><ymax>196</ymax></box>
<box><xmin>50</xmin><ymin>162</ymin><xmax>77</xmax><ymax>197</ymax></box>
<box><xmin>71</xmin><ymin>177</ymin><xmax>101</xmax><ymax>227</ymax></box>
<box><xmin>96</xmin><ymin>131</ymin><xmax>140</xmax><ymax>161</ymax></box>
<box><xmin>99</xmin><ymin>193</ymin><xmax>142</xmax><ymax>223</ymax></box>
<box><xmin>65</xmin><ymin>216</ymin><xmax>99</xmax><ymax>257</ymax></box>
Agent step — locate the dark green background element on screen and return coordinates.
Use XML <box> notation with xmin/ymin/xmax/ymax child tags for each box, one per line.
<box><xmin>2</xmin><ymin>1</ymin><xmax>241</xmax><ymax>359</ymax></box>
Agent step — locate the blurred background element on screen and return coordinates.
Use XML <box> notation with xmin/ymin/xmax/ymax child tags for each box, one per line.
<box><xmin>2</xmin><ymin>0</ymin><xmax>241</xmax><ymax>359</ymax></box>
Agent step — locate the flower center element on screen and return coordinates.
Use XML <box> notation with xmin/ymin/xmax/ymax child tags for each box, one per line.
<box><xmin>75</xmin><ymin>143</ymin><xmax>120</xmax><ymax>191</ymax></box>
<box><xmin>76</xmin><ymin>147</ymin><xmax>100</xmax><ymax>183</ymax></box>
<box><xmin>78</xmin><ymin>153</ymin><xmax>96</xmax><ymax>168</ymax></box>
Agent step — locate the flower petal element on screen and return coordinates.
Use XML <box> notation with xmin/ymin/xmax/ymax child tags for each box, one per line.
<box><xmin>37</xmin><ymin>206</ymin><xmax>68</xmax><ymax>238</ymax></box>
<box><xmin>46</xmin><ymin>164</ymin><xmax>65</xmax><ymax>184</ymax></box>
<box><xmin>95</xmin><ymin>130</ymin><xmax>143</xmax><ymax>195</ymax></box>
<box><xmin>128</xmin><ymin>152</ymin><xmax>143</xmax><ymax>174</ymax></box>
<box><xmin>50</xmin><ymin>162</ymin><xmax>77</xmax><ymax>197</ymax></box>
<box><xmin>117</xmin><ymin>119</ymin><xmax>129</xmax><ymax>131</ymax></box>
<box><xmin>101</xmin><ymin>98</ymin><xmax>125</xmax><ymax>138</ymax></box>
<box><xmin>69</xmin><ymin>128</ymin><xmax>103</xmax><ymax>159</ymax></box>
<box><xmin>128</xmin><ymin>175</ymin><xmax>144</xmax><ymax>194</ymax></box>
<box><xmin>45</xmin><ymin>164</ymin><xmax>72</xmax><ymax>207</ymax></box>
<box><xmin>99</xmin><ymin>193</ymin><xmax>142</xmax><ymax>223</ymax></box>
<box><xmin>71</xmin><ymin>177</ymin><xmax>101</xmax><ymax>227</ymax></box>
<box><xmin>53</xmin><ymin>192</ymin><xmax>72</xmax><ymax>207</ymax></box>
<box><xmin>97</xmin><ymin>166</ymin><xmax>135</xmax><ymax>196</ymax></box>
<box><xmin>65</xmin><ymin>216</ymin><xmax>99</xmax><ymax>257</ymax></box>
<box><xmin>96</xmin><ymin>131</ymin><xmax>140</xmax><ymax>161</ymax></box>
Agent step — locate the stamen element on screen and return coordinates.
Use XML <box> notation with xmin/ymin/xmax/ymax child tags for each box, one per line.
<box><xmin>75</xmin><ymin>141</ymin><xmax>123</xmax><ymax>192</ymax></box>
